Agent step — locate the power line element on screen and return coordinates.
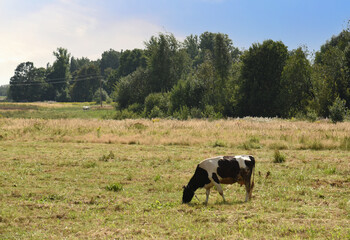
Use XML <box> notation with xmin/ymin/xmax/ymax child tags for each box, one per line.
<box><xmin>9</xmin><ymin>74</ymin><xmax>103</xmax><ymax>86</ymax></box>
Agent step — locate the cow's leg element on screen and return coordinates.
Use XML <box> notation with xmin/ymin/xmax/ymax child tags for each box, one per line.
<box><xmin>205</xmin><ymin>188</ymin><xmax>210</xmax><ymax>204</ymax></box>
<box><xmin>244</xmin><ymin>180</ymin><xmax>250</xmax><ymax>202</ymax></box>
<box><xmin>211</xmin><ymin>173</ymin><xmax>226</xmax><ymax>202</ymax></box>
<box><xmin>215</xmin><ymin>183</ymin><xmax>226</xmax><ymax>202</ymax></box>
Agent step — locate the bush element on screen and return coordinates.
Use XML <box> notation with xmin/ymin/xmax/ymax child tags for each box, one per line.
<box><xmin>273</xmin><ymin>150</ymin><xmax>286</xmax><ymax>163</ymax></box>
<box><xmin>148</xmin><ymin>106</ymin><xmax>164</xmax><ymax>118</ymax></box>
<box><xmin>202</xmin><ymin>105</ymin><xmax>223</xmax><ymax>119</ymax></box>
<box><xmin>93</xmin><ymin>89</ymin><xmax>109</xmax><ymax>104</ymax></box>
<box><xmin>190</xmin><ymin>107</ymin><xmax>202</xmax><ymax>119</ymax></box>
<box><xmin>114</xmin><ymin>109</ymin><xmax>139</xmax><ymax>120</ymax></box>
<box><xmin>144</xmin><ymin>93</ymin><xmax>169</xmax><ymax>118</ymax></box>
<box><xmin>173</xmin><ymin>106</ymin><xmax>190</xmax><ymax>120</ymax></box>
<box><xmin>329</xmin><ymin>97</ymin><xmax>347</xmax><ymax>123</ymax></box>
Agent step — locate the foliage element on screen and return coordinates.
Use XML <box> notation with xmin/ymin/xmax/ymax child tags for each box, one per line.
<box><xmin>329</xmin><ymin>97</ymin><xmax>347</xmax><ymax>123</ymax></box>
<box><xmin>46</xmin><ymin>48</ymin><xmax>72</xmax><ymax>101</ymax></box>
<box><xmin>71</xmin><ymin>64</ymin><xmax>101</xmax><ymax>102</ymax></box>
<box><xmin>0</xmin><ymin>85</ymin><xmax>9</xmax><ymax>96</ymax></box>
<box><xmin>114</xmin><ymin>68</ymin><xmax>150</xmax><ymax>108</ymax></box>
<box><xmin>278</xmin><ymin>48</ymin><xmax>312</xmax><ymax>117</ymax></box>
<box><xmin>9</xmin><ymin>62</ymin><xmax>48</xmax><ymax>102</ymax></box>
<box><xmin>93</xmin><ymin>89</ymin><xmax>109</xmax><ymax>104</ymax></box>
<box><xmin>237</xmin><ymin>40</ymin><xmax>288</xmax><ymax>117</ymax></box>
<box><xmin>144</xmin><ymin>92</ymin><xmax>170</xmax><ymax>118</ymax></box>
<box><xmin>7</xmin><ymin>26</ymin><xmax>350</xmax><ymax>121</ymax></box>
<box><xmin>100</xmin><ymin>49</ymin><xmax>121</xmax><ymax>76</ymax></box>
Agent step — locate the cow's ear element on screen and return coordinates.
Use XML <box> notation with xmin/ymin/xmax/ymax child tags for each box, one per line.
<box><xmin>182</xmin><ymin>185</ymin><xmax>186</xmax><ymax>189</ymax></box>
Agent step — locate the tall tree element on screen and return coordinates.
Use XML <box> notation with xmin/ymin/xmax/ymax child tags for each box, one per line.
<box><xmin>71</xmin><ymin>64</ymin><xmax>101</xmax><ymax>102</ymax></box>
<box><xmin>277</xmin><ymin>48</ymin><xmax>312</xmax><ymax>117</ymax></box>
<box><xmin>117</xmin><ymin>49</ymin><xmax>147</xmax><ymax>77</ymax></box>
<box><xmin>46</xmin><ymin>48</ymin><xmax>71</xmax><ymax>101</ymax></box>
<box><xmin>9</xmin><ymin>62</ymin><xmax>47</xmax><ymax>101</ymax></box>
<box><xmin>100</xmin><ymin>49</ymin><xmax>121</xmax><ymax>76</ymax></box>
<box><xmin>184</xmin><ymin>34</ymin><xmax>199</xmax><ymax>60</ymax></box>
<box><xmin>146</xmin><ymin>33</ymin><xmax>189</xmax><ymax>92</ymax></box>
<box><xmin>238</xmin><ymin>40</ymin><xmax>288</xmax><ymax>117</ymax></box>
<box><xmin>70</xmin><ymin>57</ymin><xmax>91</xmax><ymax>74</ymax></box>
<box><xmin>311</xmin><ymin>46</ymin><xmax>346</xmax><ymax>117</ymax></box>
<box><xmin>114</xmin><ymin>68</ymin><xmax>150</xmax><ymax>108</ymax></box>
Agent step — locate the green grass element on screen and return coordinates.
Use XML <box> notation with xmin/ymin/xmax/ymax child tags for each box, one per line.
<box><xmin>0</xmin><ymin>103</ymin><xmax>350</xmax><ymax>239</ymax></box>
<box><xmin>0</xmin><ymin>102</ymin><xmax>115</xmax><ymax>119</ymax></box>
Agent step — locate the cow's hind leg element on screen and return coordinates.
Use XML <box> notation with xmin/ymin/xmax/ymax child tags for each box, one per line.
<box><xmin>212</xmin><ymin>173</ymin><xmax>226</xmax><ymax>202</ymax></box>
<box><xmin>244</xmin><ymin>179</ymin><xmax>251</xmax><ymax>202</ymax></box>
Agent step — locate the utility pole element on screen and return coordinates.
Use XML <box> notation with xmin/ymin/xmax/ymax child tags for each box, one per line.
<box><xmin>99</xmin><ymin>76</ymin><xmax>102</xmax><ymax>108</ymax></box>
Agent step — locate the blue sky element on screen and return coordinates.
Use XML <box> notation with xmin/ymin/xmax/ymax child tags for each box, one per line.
<box><xmin>0</xmin><ymin>0</ymin><xmax>349</xmax><ymax>85</ymax></box>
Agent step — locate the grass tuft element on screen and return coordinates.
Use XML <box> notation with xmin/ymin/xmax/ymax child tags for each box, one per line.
<box><xmin>105</xmin><ymin>183</ymin><xmax>123</xmax><ymax>192</ymax></box>
<box><xmin>273</xmin><ymin>150</ymin><xmax>286</xmax><ymax>163</ymax></box>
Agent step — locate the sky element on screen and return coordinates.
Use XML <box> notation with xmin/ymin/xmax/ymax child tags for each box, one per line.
<box><xmin>0</xmin><ymin>0</ymin><xmax>349</xmax><ymax>86</ymax></box>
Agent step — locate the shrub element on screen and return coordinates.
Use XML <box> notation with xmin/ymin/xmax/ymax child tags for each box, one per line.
<box><xmin>190</xmin><ymin>107</ymin><xmax>202</xmax><ymax>119</ymax></box>
<box><xmin>329</xmin><ymin>97</ymin><xmax>347</xmax><ymax>123</ymax></box>
<box><xmin>273</xmin><ymin>150</ymin><xmax>286</xmax><ymax>163</ymax></box>
<box><xmin>114</xmin><ymin>109</ymin><xmax>139</xmax><ymax>120</ymax></box>
<box><xmin>202</xmin><ymin>105</ymin><xmax>223</xmax><ymax>119</ymax></box>
<box><xmin>173</xmin><ymin>106</ymin><xmax>190</xmax><ymax>120</ymax></box>
<box><xmin>144</xmin><ymin>93</ymin><xmax>169</xmax><ymax>118</ymax></box>
<box><xmin>105</xmin><ymin>183</ymin><xmax>123</xmax><ymax>192</ymax></box>
<box><xmin>93</xmin><ymin>89</ymin><xmax>109</xmax><ymax>104</ymax></box>
<box><xmin>148</xmin><ymin>106</ymin><xmax>164</xmax><ymax>118</ymax></box>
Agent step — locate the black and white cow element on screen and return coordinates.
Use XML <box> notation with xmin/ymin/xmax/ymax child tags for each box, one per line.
<box><xmin>182</xmin><ymin>155</ymin><xmax>255</xmax><ymax>204</ymax></box>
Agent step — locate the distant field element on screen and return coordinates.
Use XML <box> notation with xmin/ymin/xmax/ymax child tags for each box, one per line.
<box><xmin>0</xmin><ymin>102</ymin><xmax>115</xmax><ymax>119</ymax></box>
<box><xmin>0</xmin><ymin>104</ymin><xmax>349</xmax><ymax>239</ymax></box>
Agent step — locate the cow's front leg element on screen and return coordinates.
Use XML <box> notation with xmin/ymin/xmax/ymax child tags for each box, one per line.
<box><xmin>205</xmin><ymin>188</ymin><xmax>210</xmax><ymax>204</ymax></box>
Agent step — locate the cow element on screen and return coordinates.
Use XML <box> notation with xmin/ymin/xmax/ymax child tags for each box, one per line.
<box><xmin>182</xmin><ymin>155</ymin><xmax>255</xmax><ymax>204</ymax></box>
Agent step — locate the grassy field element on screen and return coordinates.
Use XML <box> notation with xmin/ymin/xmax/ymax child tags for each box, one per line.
<box><xmin>0</xmin><ymin>102</ymin><xmax>115</xmax><ymax>119</ymax></box>
<box><xmin>0</xmin><ymin>104</ymin><xmax>350</xmax><ymax>239</ymax></box>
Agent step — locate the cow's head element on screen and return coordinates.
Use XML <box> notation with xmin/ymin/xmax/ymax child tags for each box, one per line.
<box><xmin>182</xmin><ymin>185</ymin><xmax>194</xmax><ymax>203</ymax></box>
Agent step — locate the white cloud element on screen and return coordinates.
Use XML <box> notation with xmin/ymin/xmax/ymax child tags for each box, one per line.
<box><xmin>0</xmin><ymin>0</ymin><xmax>163</xmax><ymax>85</ymax></box>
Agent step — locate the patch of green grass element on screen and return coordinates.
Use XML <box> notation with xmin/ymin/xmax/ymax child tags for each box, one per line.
<box><xmin>340</xmin><ymin>136</ymin><xmax>350</xmax><ymax>151</ymax></box>
<box><xmin>273</xmin><ymin>150</ymin><xmax>286</xmax><ymax>163</ymax></box>
<box><xmin>105</xmin><ymin>183</ymin><xmax>124</xmax><ymax>192</ymax></box>
<box><xmin>240</xmin><ymin>135</ymin><xmax>261</xmax><ymax>150</ymax></box>
<box><xmin>212</xmin><ymin>140</ymin><xmax>227</xmax><ymax>148</ymax></box>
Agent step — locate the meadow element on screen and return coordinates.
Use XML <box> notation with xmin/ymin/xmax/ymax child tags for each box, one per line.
<box><xmin>0</xmin><ymin>103</ymin><xmax>349</xmax><ymax>239</ymax></box>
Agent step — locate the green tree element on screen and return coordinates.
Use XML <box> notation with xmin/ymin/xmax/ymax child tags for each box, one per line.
<box><xmin>114</xmin><ymin>68</ymin><xmax>150</xmax><ymax>108</ymax></box>
<box><xmin>238</xmin><ymin>40</ymin><xmax>288</xmax><ymax>117</ymax></box>
<box><xmin>278</xmin><ymin>48</ymin><xmax>312</xmax><ymax>117</ymax></box>
<box><xmin>146</xmin><ymin>33</ymin><xmax>189</xmax><ymax>92</ymax></box>
<box><xmin>71</xmin><ymin>64</ymin><xmax>101</xmax><ymax>102</ymax></box>
<box><xmin>118</xmin><ymin>49</ymin><xmax>147</xmax><ymax>77</ymax></box>
<box><xmin>311</xmin><ymin>46</ymin><xmax>346</xmax><ymax>117</ymax></box>
<box><xmin>9</xmin><ymin>62</ymin><xmax>48</xmax><ymax>102</ymax></box>
<box><xmin>100</xmin><ymin>49</ymin><xmax>121</xmax><ymax>76</ymax></box>
<box><xmin>0</xmin><ymin>85</ymin><xmax>9</xmax><ymax>97</ymax></box>
<box><xmin>70</xmin><ymin>57</ymin><xmax>91</xmax><ymax>74</ymax></box>
<box><xmin>46</xmin><ymin>48</ymin><xmax>71</xmax><ymax>101</ymax></box>
<box><xmin>184</xmin><ymin>34</ymin><xmax>199</xmax><ymax>60</ymax></box>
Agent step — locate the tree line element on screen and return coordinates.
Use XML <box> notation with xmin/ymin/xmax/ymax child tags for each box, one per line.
<box><xmin>7</xmin><ymin>26</ymin><xmax>350</xmax><ymax>121</ymax></box>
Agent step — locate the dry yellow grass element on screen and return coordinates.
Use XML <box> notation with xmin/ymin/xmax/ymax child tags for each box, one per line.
<box><xmin>1</xmin><ymin>118</ymin><xmax>350</xmax><ymax>150</ymax></box>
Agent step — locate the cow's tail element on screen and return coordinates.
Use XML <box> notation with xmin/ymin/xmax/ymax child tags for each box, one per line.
<box><xmin>249</xmin><ymin>166</ymin><xmax>255</xmax><ymax>199</ymax></box>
